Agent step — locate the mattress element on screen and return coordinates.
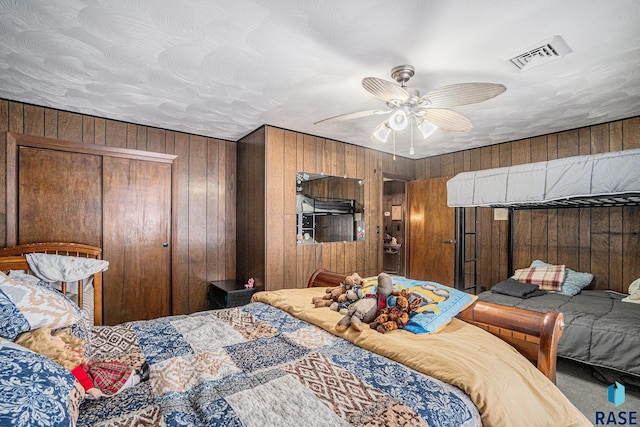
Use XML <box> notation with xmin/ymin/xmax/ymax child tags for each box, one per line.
<box><xmin>477</xmin><ymin>289</ymin><xmax>640</xmax><ymax>378</ymax></box>
<box><xmin>447</xmin><ymin>148</ymin><xmax>640</xmax><ymax>208</ymax></box>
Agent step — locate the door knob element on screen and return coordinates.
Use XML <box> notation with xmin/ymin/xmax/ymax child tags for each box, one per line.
<box><xmin>443</xmin><ymin>239</ymin><xmax>456</xmax><ymax>244</ymax></box>
<box><xmin>162</xmin><ymin>242</ymin><xmax>169</xmax><ymax>247</ymax></box>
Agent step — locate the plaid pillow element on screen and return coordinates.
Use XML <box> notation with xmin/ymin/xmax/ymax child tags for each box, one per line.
<box><xmin>512</xmin><ymin>265</ymin><xmax>566</xmax><ymax>291</ymax></box>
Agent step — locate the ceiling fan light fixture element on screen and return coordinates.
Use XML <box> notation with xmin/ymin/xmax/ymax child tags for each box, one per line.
<box><xmin>389</xmin><ymin>109</ymin><xmax>408</xmax><ymax>131</ymax></box>
<box><xmin>418</xmin><ymin>119</ymin><xmax>438</xmax><ymax>139</ymax></box>
<box><xmin>372</xmin><ymin>121</ymin><xmax>391</xmax><ymax>143</ymax></box>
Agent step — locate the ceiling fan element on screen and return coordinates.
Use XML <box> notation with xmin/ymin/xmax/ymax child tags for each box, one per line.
<box><xmin>314</xmin><ymin>65</ymin><xmax>506</xmax><ymax>155</ymax></box>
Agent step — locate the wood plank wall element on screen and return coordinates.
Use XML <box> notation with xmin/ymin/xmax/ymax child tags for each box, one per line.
<box><xmin>0</xmin><ymin>99</ymin><xmax>237</xmax><ymax>315</ymax></box>
<box><xmin>237</xmin><ymin>125</ymin><xmax>415</xmax><ymax>290</ymax></box>
<box><xmin>415</xmin><ymin>117</ymin><xmax>640</xmax><ymax>293</ymax></box>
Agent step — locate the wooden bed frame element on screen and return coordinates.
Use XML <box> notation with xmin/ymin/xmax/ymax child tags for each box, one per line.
<box><xmin>307</xmin><ymin>268</ymin><xmax>564</xmax><ymax>384</ymax></box>
<box><xmin>0</xmin><ymin>242</ymin><xmax>104</xmax><ymax>325</ymax></box>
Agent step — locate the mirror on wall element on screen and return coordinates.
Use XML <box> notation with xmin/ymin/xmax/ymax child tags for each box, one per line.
<box><xmin>296</xmin><ymin>172</ymin><xmax>365</xmax><ymax>244</ymax></box>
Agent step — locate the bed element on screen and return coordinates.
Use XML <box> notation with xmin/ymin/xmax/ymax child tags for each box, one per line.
<box><xmin>447</xmin><ymin>148</ymin><xmax>640</xmax><ymax>383</ymax></box>
<box><xmin>296</xmin><ymin>194</ymin><xmax>356</xmax><ymax>214</ymax></box>
<box><xmin>477</xmin><ymin>285</ymin><xmax>640</xmax><ymax>381</ymax></box>
<box><xmin>0</xmin><ymin>244</ymin><xmax>591</xmax><ymax>426</ymax></box>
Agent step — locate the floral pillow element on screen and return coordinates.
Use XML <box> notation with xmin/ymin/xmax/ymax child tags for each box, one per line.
<box><xmin>0</xmin><ymin>271</ymin><xmax>90</xmax><ymax>350</ymax></box>
<box><xmin>0</xmin><ymin>337</ymin><xmax>83</xmax><ymax>427</ymax></box>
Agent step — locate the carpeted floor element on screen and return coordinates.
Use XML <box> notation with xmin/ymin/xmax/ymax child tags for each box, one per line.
<box><xmin>556</xmin><ymin>358</ymin><xmax>640</xmax><ymax>425</ymax></box>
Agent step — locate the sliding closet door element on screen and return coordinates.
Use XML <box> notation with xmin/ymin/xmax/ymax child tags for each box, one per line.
<box><xmin>7</xmin><ymin>133</ymin><xmax>176</xmax><ymax>326</ymax></box>
<box><xmin>102</xmin><ymin>157</ymin><xmax>172</xmax><ymax>325</ymax></box>
<box><xmin>16</xmin><ymin>147</ymin><xmax>102</xmax><ymax>246</ymax></box>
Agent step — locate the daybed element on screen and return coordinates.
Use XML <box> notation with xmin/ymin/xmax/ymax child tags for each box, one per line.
<box><xmin>0</xmin><ymin>243</ymin><xmax>590</xmax><ymax>426</ymax></box>
<box><xmin>447</xmin><ymin>148</ymin><xmax>640</xmax><ymax>382</ymax></box>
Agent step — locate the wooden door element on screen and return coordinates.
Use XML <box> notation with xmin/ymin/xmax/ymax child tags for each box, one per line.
<box><xmin>16</xmin><ymin>147</ymin><xmax>102</xmax><ymax>247</ymax></box>
<box><xmin>407</xmin><ymin>178</ymin><xmax>455</xmax><ymax>286</ymax></box>
<box><xmin>103</xmin><ymin>157</ymin><xmax>172</xmax><ymax>325</ymax></box>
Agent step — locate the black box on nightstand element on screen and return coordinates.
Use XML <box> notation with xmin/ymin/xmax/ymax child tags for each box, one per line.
<box><xmin>208</xmin><ymin>280</ymin><xmax>259</xmax><ymax>309</ymax></box>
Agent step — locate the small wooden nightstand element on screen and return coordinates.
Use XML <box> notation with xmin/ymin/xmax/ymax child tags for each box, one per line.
<box><xmin>208</xmin><ymin>280</ymin><xmax>259</xmax><ymax>309</ymax></box>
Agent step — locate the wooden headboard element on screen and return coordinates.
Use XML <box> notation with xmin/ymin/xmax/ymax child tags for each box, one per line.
<box><xmin>0</xmin><ymin>242</ymin><xmax>103</xmax><ymax>325</ymax></box>
<box><xmin>306</xmin><ymin>268</ymin><xmax>564</xmax><ymax>384</ymax></box>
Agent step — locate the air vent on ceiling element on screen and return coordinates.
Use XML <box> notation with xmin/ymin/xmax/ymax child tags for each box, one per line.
<box><xmin>507</xmin><ymin>35</ymin><xmax>572</xmax><ymax>71</ymax></box>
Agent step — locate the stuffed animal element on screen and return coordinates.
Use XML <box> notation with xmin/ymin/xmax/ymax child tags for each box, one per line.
<box><xmin>15</xmin><ymin>327</ymin><xmax>150</xmax><ymax>398</ymax></box>
<box><xmin>312</xmin><ymin>272</ymin><xmax>363</xmax><ymax>308</ymax></box>
<box><xmin>370</xmin><ymin>290</ymin><xmax>423</xmax><ymax>333</ymax></box>
<box><xmin>330</xmin><ymin>284</ymin><xmax>365</xmax><ymax>314</ymax></box>
<box><xmin>335</xmin><ymin>273</ymin><xmax>394</xmax><ymax>332</ymax></box>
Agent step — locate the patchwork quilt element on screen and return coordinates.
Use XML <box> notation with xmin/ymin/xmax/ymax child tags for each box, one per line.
<box><xmin>78</xmin><ymin>302</ymin><xmax>481</xmax><ymax>427</ymax></box>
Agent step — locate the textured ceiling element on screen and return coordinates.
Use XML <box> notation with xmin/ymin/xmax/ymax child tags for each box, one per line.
<box><xmin>0</xmin><ymin>0</ymin><xmax>639</xmax><ymax>159</ymax></box>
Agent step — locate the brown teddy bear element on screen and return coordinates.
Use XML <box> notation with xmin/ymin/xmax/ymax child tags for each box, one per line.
<box><xmin>335</xmin><ymin>273</ymin><xmax>393</xmax><ymax>332</ymax></box>
<box><xmin>370</xmin><ymin>290</ymin><xmax>423</xmax><ymax>333</ymax></box>
<box><xmin>312</xmin><ymin>272</ymin><xmax>363</xmax><ymax>308</ymax></box>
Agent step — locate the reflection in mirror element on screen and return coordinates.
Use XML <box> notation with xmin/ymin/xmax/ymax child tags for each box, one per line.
<box><xmin>296</xmin><ymin>172</ymin><xmax>365</xmax><ymax>244</ymax></box>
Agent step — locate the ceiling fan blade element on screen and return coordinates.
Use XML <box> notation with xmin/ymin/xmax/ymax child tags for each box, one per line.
<box><xmin>362</xmin><ymin>77</ymin><xmax>410</xmax><ymax>103</ymax></box>
<box><xmin>420</xmin><ymin>109</ymin><xmax>473</xmax><ymax>132</ymax></box>
<box><xmin>314</xmin><ymin>109</ymin><xmax>390</xmax><ymax>125</ymax></box>
<box><xmin>421</xmin><ymin>83</ymin><xmax>506</xmax><ymax>108</ymax></box>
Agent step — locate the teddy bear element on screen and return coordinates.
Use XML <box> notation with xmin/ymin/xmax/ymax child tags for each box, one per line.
<box><xmin>370</xmin><ymin>290</ymin><xmax>423</xmax><ymax>333</ymax></box>
<box><xmin>335</xmin><ymin>273</ymin><xmax>394</xmax><ymax>332</ymax></box>
<box><xmin>330</xmin><ymin>284</ymin><xmax>365</xmax><ymax>314</ymax></box>
<box><xmin>312</xmin><ymin>272</ymin><xmax>363</xmax><ymax>308</ymax></box>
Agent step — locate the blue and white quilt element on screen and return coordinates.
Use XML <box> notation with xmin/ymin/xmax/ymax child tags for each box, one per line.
<box><xmin>77</xmin><ymin>302</ymin><xmax>480</xmax><ymax>426</ymax></box>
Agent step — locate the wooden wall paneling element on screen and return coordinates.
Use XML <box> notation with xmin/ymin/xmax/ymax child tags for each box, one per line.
<box><xmin>441</xmin><ymin>153</ymin><xmax>454</xmax><ymax>178</ymax></box>
<box><xmin>557</xmin><ymin>129</ymin><xmax>579</xmax><ymax>159</ymax></box>
<box><xmin>0</xmin><ymin>101</ymin><xmax>7</xmax><ymax>247</ymax></box>
<box><xmin>224</xmin><ymin>140</ymin><xmax>236</xmax><ymax>281</ymax></box>
<box><xmin>511</xmin><ymin>140</ymin><xmax>531</xmax><ymax>270</ymax></box>
<box><xmin>82</xmin><ymin>115</ymin><xmax>94</xmax><ymax>143</ymax></box>
<box><xmin>497</xmin><ymin>144</ymin><xmax>511</xmax><ymax>280</ymax></box>
<box><xmin>478</xmin><ymin>146</ymin><xmax>493</xmax><ymax>289</ymax></box>
<box><xmin>590</xmin><ymin>207</ymin><xmax>611</xmax><ymax>290</ymax></box>
<box><xmin>579</xmin><ymin>126</ymin><xmax>592</xmax><ymax>155</ymax></box>
<box><xmin>94</xmin><ymin>118</ymin><xmax>106</xmax><ymax>145</ymax></box>
<box><xmin>236</xmin><ymin>127</ymin><xmax>265</xmax><ymax>288</ymax></box>
<box><xmin>186</xmin><ymin>136</ymin><xmax>208</xmax><ymax>312</ymax></box>
<box><xmin>609</xmin><ymin>121</ymin><xmax>623</xmax><ymax>152</ymax></box>
<box><xmin>125</xmin><ymin>123</ymin><xmax>136</xmax><ymax>149</ymax></box>
<box><xmin>266</xmin><ymin>127</ymin><xmax>285</xmax><ymax>289</ymax></box>
<box><xmin>173</xmin><ymin>132</ymin><xmax>191</xmax><ymax>315</ymax></box>
<box><xmin>283</xmin><ymin>130</ymin><xmax>298</xmax><ymax>287</ymax></box>
<box><xmin>623</xmin><ymin>117</ymin><xmax>640</xmax><ymax>149</ymax></box>
<box><xmin>206</xmin><ymin>138</ymin><xmax>221</xmax><ymax>285</ymax></box>
<box><xmin>24</xmin><ymin>105</ymin><xmax>44</xmax><ymax>136</ymax></box>
<box><xmin>608</xmin><ymin>207</ymin><xmax>623</xmax><ymax>292</ymax></box>
<box><xmin>57</xmin><ymin>111</ymin><xmax>82</xmax><ymax>142</ymax></box>
<box><xmin>8</xmin><ymin>102</ymin><xmax>23</xmax><ymax>133</ymax></box>
<box><xmin>105</xmin><ymin>120</ymin><xmax>127</xmax><ymax>148</ymax></box>
<box><xmin>303</xmin><ymin>134</ymin><xmax>318</xmax><ymax>173</ymax></box>
<box><xmin>355</xmin><ymin>146</ymin><xmax>367</xmax><ymax>275</ymax></box>
<box><xmin>44</xmin><ymin>108</ymin><xmax>57</xmax><ymax>138</ymax></box>
<box><xmin>557</xmin><ymin>209</ymin><xmax>580</xmax><ymax>271</ymax></box>
<box><xmin>529</xmin><ymin>136</ymin><xmax>549</xmax><ymax>264</ymax></box>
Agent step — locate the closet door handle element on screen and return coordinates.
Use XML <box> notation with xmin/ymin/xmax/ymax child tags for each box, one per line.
<box><xmin>162</xmin><ymin>242</ymin><xmax>169</xmax><ymax>247</ymax></box>
<box><xmin>443</xmin><ymin>239</ymin><xmax>456</xmax><ymax>244</ymax></box>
